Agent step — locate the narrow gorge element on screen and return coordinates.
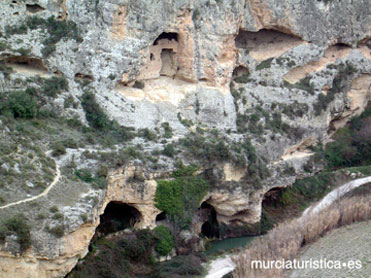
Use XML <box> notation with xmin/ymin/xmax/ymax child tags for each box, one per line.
<box><xmin>0</xmin><ymin>0</ymin><xmax>370</xmax><ymax>278</ymax></box>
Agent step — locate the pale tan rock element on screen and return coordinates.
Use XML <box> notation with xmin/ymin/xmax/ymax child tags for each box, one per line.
<box><xmin>110</xmin><ymin>6</ymin><xmax>127</xmax><ymax>40</ymax></box>
<box><xmin>284</xmin><ymin>45</ymin><xmax>351</xmax><ymax>84</ymax></box>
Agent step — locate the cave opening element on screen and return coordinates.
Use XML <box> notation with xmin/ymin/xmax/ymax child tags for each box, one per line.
<box><xmin>232</xmin><ymin>65</ymin><xmax>250</xmax><ymax>83</ymax></box>
<box><xmin>200</xmin><ymin>202</ymin><xmax>220</xmax><ymax>239</ymax></box>
<box><xmin>26</xmin><ymin>4</ymin><xmax>45</xmax><ymax>13</ymax></box>
<box><xmin>261</xmin><ymin>187</ymin><xmax>292</xmax><ymax>229</ymax></box>
<box><xmin>262</xmin><ymin>187</ymin><xmax>284</xmax><ymax>208</ymax></box>
<box><xmin>155</xmin><ymin>211</ymin><xmax>167</xmax><ymax>225</ymax></box>
<box><xmin>160</xmin><ymin>49</ymin><xmax>176</xmax><ymax>76</ymax></box>
<box><xmin>235</xmin><ymin>29</ymin><xmax>304</xmax><ymax>62</ymax></box>
<box><xmin>95</xmin><ymin>202</ymin><xmax>142</xmax><ymax>237</ymax></box>
<box><xmin>154</xmin><ymin>32</ymin><xmax>178</xmax><ymax>45</ymax></box>
<box><xmin>5</xmin><ymin>56</ymin><xmax>47</xmax><ymax>71</ymax></box>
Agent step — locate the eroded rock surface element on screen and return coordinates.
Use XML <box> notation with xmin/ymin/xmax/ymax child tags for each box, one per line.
<box><xmin>0</xmin><ymin>0</ymin><xmax>370</xmax><ymax>277</ymax></box>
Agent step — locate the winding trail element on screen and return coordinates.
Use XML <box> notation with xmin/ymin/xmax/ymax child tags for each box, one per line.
<box><xmin>302</xmin><ymin>176</ymin><xmax>371</xmax><ymax>218</ymax></box>
<box><xmin>204</xmin><ymin>175</ymin><xmax>371</xmax><ymax>278</ymax></box>
<box><xmin>0</xmin><ymin>159</ymin><xmax>61</xmax><ymax>210</ymax></box>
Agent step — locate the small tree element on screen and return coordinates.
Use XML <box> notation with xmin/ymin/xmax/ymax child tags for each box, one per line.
<box><xmin>7</xmin><ymin>90</ymin><xmax>37</xmax><ymax>118</ymax></box>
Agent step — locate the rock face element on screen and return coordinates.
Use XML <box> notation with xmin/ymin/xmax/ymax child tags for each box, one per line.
<box><xmin>0</xmin><ymin>0</ymin><xmax>370</xmax><ymax>277</ymax></box>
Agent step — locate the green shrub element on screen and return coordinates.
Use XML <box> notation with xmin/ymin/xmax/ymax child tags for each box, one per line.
<box><xmin>80</xmin><ymin>92</ymin><xmax>135</xmax><ymax>143</ymax></box>
<box><xmin>6</xmin><ymin>16</ymin><xmax>82</xmax><ymax>56</ymax></box>
<box><xmin>74</xmin><ymin>168</ymin><xmax>94</xmax><ymax>183</ymax></box>
<box><xmin>75</xmin><ymin>168</ymin><xmax>108</xmax><ymax>189</ymax></box>
<box><xmin>0</xmin><ymin>214</ymin><xmax>31</xmax><ymax>253</ymax></box>
<box><xmin>284</xmin><ymin>76</ymin><xmax>314</xmax><ymax>95</ymax></box>
<box><xmin>161</xmin><ymin>122</ymin><xmax>173</xmax><ymax>138</ymax></box>
<box><xmin>256</xmin><ymin>58</ymin><xmax>273</xmax><ymax>70</ymax></box>
<box><xmin>154</xmin><ymin>254</ymin><xmax>204</xmax><ymax>278</ymax></box>
<box><xmin>162</xmin><ymin>144</ymin><xmax>175</xmax><ymax>157</ymax></box>
<box><xmin>313</xmin><ymin>62</ymin><xmax>357</xmax><ymax>115</ymax></box>
<box><xmin>6</xmin><ymin>90</ymin><xmax>37</xmax><ymax>119</ymax></box>
<box><xmin>138</xmin><ymin>128</ymin><xmax>157</xmax><ymax>141</ymax></box>
<box><xmin>43</xmin><ymin>77</ymin><xmax>68</xmax><ymax>97</ymax></box>
<box><xmin>153</xmin><ymin>225</ymin><xmax>174</xmax><ymax>256</ymax></box>
<box><xmin>155</xmin><ymin>173</ymin><xmax>208</xmax><ymax>228</ymax></box>
<box><xmin>233</xmin><ymin>74</ymin><xmax>250</xmax><ymax>83</ymax></box>
<box><xmin>51</xmin><ymin>142</ymin><xmax>66</xmax><ymax>157</ymax></box>
<box><xmin>48</xmin><ymin>225</ymin><xmax>64</xmax><ymax>237</ymax></box>
<box><xmin>312</xmin><ymin>103</ymin><xmax>371</xmax><ymax>170</ymax></box>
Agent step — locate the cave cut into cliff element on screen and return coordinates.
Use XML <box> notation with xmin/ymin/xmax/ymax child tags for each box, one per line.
<box><xmin>200</xmin><ymin>201</ymin><xmax>220</xmax><ymax>239</ymax></box>
<box><xmin>235</xmin><ymin>29</ymin><xmax>304</xmax><ymax>61</ymax></box>
<box><xmin>3</xmin><ymin>56</ymin><xmax>48</xmax><ymax>76</ymax></box>
<box><xmin>95</xmin><ymin>201</ymin><xmax>142</xmax><ymax>237</ymax></box>
<box><xmin>136</xmin><ymin>32</ymin><xmax>179</xmax><ymax>81</ymax></box>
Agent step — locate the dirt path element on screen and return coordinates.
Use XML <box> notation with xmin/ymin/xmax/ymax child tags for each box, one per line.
<box><xmin>0</xmin><ymin>158</ymin><xmax>61</xmax><ymax>210</ymax></box>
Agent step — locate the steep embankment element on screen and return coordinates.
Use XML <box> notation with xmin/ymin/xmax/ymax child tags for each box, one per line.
<box><xmin>287</xmin><ymin>220</ymin><xmax>371</xmax><ymax>278</ymax></box>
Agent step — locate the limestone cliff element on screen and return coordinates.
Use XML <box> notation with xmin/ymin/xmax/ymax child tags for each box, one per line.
<box><xmin>0</xmin><ymin>0</ymin><xmax>370</xmax><ymax>277</ymax></box>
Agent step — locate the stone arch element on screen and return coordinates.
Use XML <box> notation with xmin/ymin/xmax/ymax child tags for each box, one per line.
<box><xmin>95</xmin><ymin>201</ymin><xmax>142</xmax><ymax>237</ymax></box>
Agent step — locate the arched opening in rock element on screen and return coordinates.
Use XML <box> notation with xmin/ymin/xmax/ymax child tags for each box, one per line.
<box><xmin>96</xmin><ymin>202</ymin><xmax>142</xmax><ymax>237</ymax></box>
<box><xmin>235</xmin><ymin>29</ymin><xmax>304</xmax><ymax>60</ymax></box>
<box><xmin>232</xmin><ymin>65</ymin><xmax>250</xmax><ymax>83</ymax></box>
<box><xmin>153</xmin><ymin>32</ymin><xmax>178</xmax><ymax>45</ymax></box>
<box><xmin>74</xmin><ymin>73</ymin><xmax>94</xmax><ymax>82</ymax></box>
<box><xmin>3</xmin><ymin>56</ymin><xmax>47</xmax><ymax>76</ymax></box>
<box><xmin>26</xmin><ymin>4</ymin><xmax>45</xmax><ymax>13</ymax></box>
<box><xmin>200</xmin><ymin>202</ymin><xmax>219</xmax><ymax>238</ymax></box>
<box><xmin>262</xmin><ymin>187</ymin><xmax>284</xmax><ymax>208</ymax></box>
<box><xmin>135</xmin><ymin>32</ymin><xmax>179</xmax><ymax>81</ymax></box>
<box><xmin>155</xmin><ymin>211</ymin><xmax>167</xmax><ymax>225</ymax></box>
<box><xmin>333</xmin><ymin>42</ymin><xmax>351</xmax><ymax>49</ymax></box>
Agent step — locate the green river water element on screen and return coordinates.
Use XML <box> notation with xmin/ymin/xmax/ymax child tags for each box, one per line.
<box><xmin>204</xmin><ymin>236</ymin><xmax>255</xmax><ymax>256</ymax></box>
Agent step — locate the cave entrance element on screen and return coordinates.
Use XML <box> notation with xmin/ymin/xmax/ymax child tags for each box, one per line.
<box><xmin>154</xmin><ymin>32</ymin><xmax>178</xmax><ymax>45</ymax></box>
<box><xmin>200</xmin><ymin>202</ymin><xmax>219</xmax><ymax>238</ymax></box>
<box><xmin>96</xmin><ymin>202</ymin><xmax>142</xmax><ymax>237</ymax></box>
<box><xmin>262</xmin><ymin>187</ymin><xmax>283</xmax><ymax>208</ymax></box>
<box><xmin>5</xmin><ymin>56</ymin><xmax>47</xmax><ymax>71</ymax></box>
<box><xmin>160</xmin><ymin>49</ymin><xmax>176</xmax><ymax>76</ymax></box>
<box><xmin>232</xmin><ymin>65</ymin><xmax>250</xmax><ymax>83</ymax></box>
<box><xmin>155</xmin><ymin>211</ymin><xmax>168</xmax><ymax>225</ymax></box>
<box><xmin>136</xmin><ymin>32</ymin><xmax>179</xmax><ymax>81</ymax></box>
<box><xmin>261</xmin><ymin>187</ymin><xmax>292</xmax><ymax>228</ymax></box>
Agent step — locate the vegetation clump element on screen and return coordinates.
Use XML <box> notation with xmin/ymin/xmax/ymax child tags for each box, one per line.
<box><xmin>154</xmin><ymin>165</ymin><xmax>208</xmax><ymax>229</ymax></box>
<box><xmin>316</xmin><ymin>102</ymin><xmax>371</xmax><ymax>169</ymax></box>
<box><xmin>5</xmin><ymin>16</ymin><xmax>82</xmax><ymax>57</ymax></box>
<box><xmin>255</xmin><ymin>58</ymin><xmax>274</xmax><ymax>70</ymax></box>
<box><xmin>313</xmin><ymin>62</ymin><xmax>357</xmax><ymax>115</ymax></box>
<box><xmin>153</xmin><ymin>225</ymin><xmax>174</xmax><ymax>256</ymax></box>
<box><xmin>0</xmin><ymin>214</ymin><xmax>31</xmax><ymax>253</ymax></box>
<box><xmin>1</xmin><ymin>90</ymin><xmax>38</xmax><ymax>119</ymax></box>
<box><xmin>80</xmin><ymin>91</ymin><xmax>135</xmax><ymax>142</ymax></box>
